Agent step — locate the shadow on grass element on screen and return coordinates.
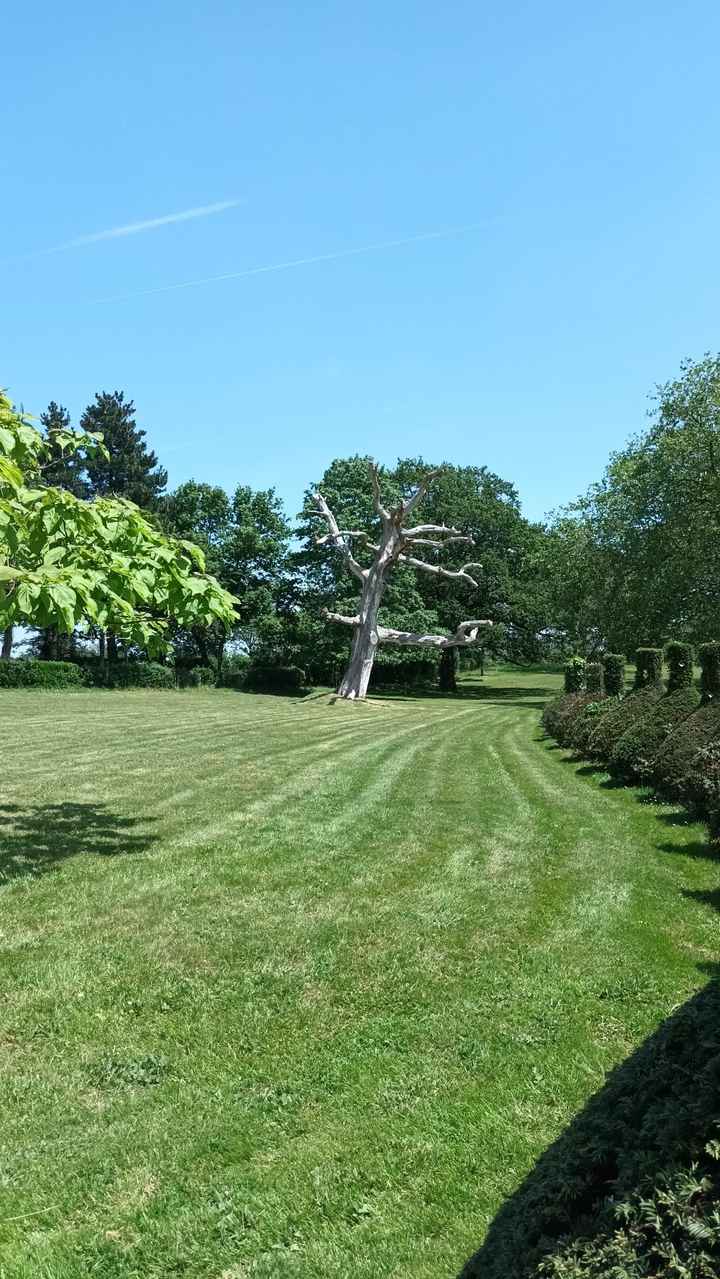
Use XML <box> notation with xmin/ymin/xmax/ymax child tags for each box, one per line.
<box><xmin>0</xmin><ymin>802</ymin><xmax>159</xmax><ymax>886</ymax></box>
<box><xmin>458</xmin><ymin>975</ymin><xmax>720</xmax><ymax>1278</ymax></box>
<box><xmin>370</xmin><ymin>685</ymin><xmax>554</xmax><ymax>708</ymax></box>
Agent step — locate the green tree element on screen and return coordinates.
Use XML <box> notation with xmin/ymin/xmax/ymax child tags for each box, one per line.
<box><xmin>81</xmin><ymin>391</ymin><xmax>167</xmax><ymax>508</ymax></box>
<box><xmin>0</xmin><ymin>392</ymin><xmax>235</xmax><ymax>650</ymax></box>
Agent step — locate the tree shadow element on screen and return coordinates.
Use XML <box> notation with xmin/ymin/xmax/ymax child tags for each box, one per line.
<box><xmin>370</xmin><ymin>685</ymin><xmax>554</xmax><ymax>708</ymax></box>
<box><xmin>458</xmin><ymin>974</ymin><xmax>720</xmax><ymax>1277</ymax></box>
<box><xmin>0</xmin><ymin>803</ymin><xmax>159</xmax><ymax>886</ymax></box>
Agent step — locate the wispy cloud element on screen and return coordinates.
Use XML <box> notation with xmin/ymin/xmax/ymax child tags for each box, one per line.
<box><xmin>91</xmin><ymin>222</ymin><xmax>489</xmax><ymax>303</ymax></box>
<box><xmin>7</xmin><ymin>199</ymin><xmax>243</xmax><ymax>263</ymax></box>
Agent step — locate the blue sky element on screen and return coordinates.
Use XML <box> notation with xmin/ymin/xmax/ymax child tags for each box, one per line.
<box><xmin>4</xmin><ymin>1</ymin><xmax>720</xmax><ymax>523</ymax></box>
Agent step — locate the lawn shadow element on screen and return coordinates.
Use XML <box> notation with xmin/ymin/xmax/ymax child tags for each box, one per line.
<box><xmin>372</xmin><ymin>685</ymin><xmax>554</xmax><ymax>709</ymax></box>
<box><xmin>458</xmin><ymin>975</ymin><xmax>720</xmax><ymax>1278</ymax></box>
<box><xmin>0</xmin><ymin>802</ymin><xmax>159</xmax><ymax>886</ymax></box>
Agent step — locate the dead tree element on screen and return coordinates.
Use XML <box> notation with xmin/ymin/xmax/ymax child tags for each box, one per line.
<box><xmin>313</xmin><ymin>462</ymin><xmax>492</xmax><ymax>700</ymax></box>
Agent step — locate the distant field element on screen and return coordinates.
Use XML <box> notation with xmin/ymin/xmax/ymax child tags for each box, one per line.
<box><xmin>1</xmin><ymin>670</ymin><xmax>718</xmax><ymax>1278</ymax></box>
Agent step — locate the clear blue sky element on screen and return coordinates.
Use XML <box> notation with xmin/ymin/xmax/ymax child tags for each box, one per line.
<box><xmin>4</xmin><ymin>1</ymin><xmax>720</xmax><ymax>523</ymax></box>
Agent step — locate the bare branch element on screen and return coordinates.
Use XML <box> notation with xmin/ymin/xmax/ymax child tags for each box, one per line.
<box><xmin>322</xmin><ymin>608</ymin><xmax>360</xmax><ymax>627</ymax></box>
<box><xmin>312</xmin><ymin>492</ymin><xmax>367</xmax><ymax>582</ymax></box>
<box><xmin>402</xmin><ymin>523</ymin><xmax>468</xmax><ymax>539</ymax></box>
<box><xmin>402</xmin><ymin>469</ymin><xmax>441</xmax><ymax>518</ymax></box>
<box><xmin>315</xmin><ymin>529</ymin><xmax>369</xmax><ymax>545</ymax></box>
<box><xmin>368</xmin><ymin>461</ymin><xmax>390</xmax><ymax>521</ymax></box>
<box><xmin>377</xmin><ymin>619</ymin><xmax>492</xmax><ymax>649</ymax></box>
<box><xmin>395</xmin><ymin>555</ymin><xmax>484</xmax><ymax>587</ymax></box>
<box><xmin>404</xmin><ymin>535</ymin><xmax>473</xmax><ymax>549</ymax></box>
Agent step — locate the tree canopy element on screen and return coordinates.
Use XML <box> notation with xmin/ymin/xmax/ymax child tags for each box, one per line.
<box><xmin>0</xmin><ymin>393</ymin><xmax>236</xmax><ymax>649</ymax></box>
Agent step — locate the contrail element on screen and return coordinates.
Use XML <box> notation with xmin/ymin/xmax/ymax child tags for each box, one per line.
<box><xmin>6</xmin><ymin>199</ymin><xmax>243</xmax><ymax>262</ymax></box>
<box><xmin>90</xmin><ymin>221</ymin><xmax>488</xmax><ymax>304</ymax></box>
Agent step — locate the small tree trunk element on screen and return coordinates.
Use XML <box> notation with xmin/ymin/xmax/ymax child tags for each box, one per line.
<box><xmin>1</xmin><ymin>626</ymin><xmax>12</xmax><ymax>660</ymax></box>
<box><xmin>438</xmin><ymin>648</ymin><xmax>458</xmax><ymax>693</ymax></box>
<box><xmin>107</xmin><ymin>631</ymin><xmax>118</xmax><ymax>661</ymax></box>
<box><xmin>98</xmin><ymin>630</ymin><xmax>106</xmax><ymax>660</ymax></box>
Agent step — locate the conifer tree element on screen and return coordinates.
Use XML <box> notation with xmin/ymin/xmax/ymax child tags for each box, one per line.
<box><xmin>81</xmin><ymin>391</ymin><xmax>167</xmax><ymax>509</ymax></box>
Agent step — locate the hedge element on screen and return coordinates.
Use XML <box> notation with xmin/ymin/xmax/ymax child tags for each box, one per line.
<box><xmin>79</xmin><ymin>661</ymin><xmax>175</xmax><ymax>689</ymax></box>
<box><xmin>541</xmin><ymin>694</ymin><xmax>598</xmax><ymax>748</ymax></box>
<box><xmin>458</xmin><ymin>981</ymin><xmax>720</xmax><ymax>1279</ymax></box>
<box><xmin>634</xmin><ymin>647</ymin><xmax>663</xmax><ymax>690</ymax></box>
<box><xmin>652</xmin><ymin>701</ymin><xmax>720</xmax><ymax>799</ymax></box>
<box><xmin>610</xmin><ymin>686</ymin><xmax>701</xmax><ymax>782</ymax></box>
<box><xmin>563</xmin><ymin>656</ymin><xmax>586</xmax><ymax>694</ymax></box>
<box><xmin>585</xmin><ymin>662</ymin><xmax>604</xmax><ymax>695</ymax></box>
<box><xmin>587</xmin><ymin>685</ymin><xmax>663</xmax><ymax>761</ymax></box>
<box><xmin>566</xmin><ymin>697</ymin><xmax>615</xmax><ymax>755</ymax></box>
<box><xmin>0</xmin><ymin>659</ymin><xmax>84</xmax><ymax>689</ymax></box>
<box><xmin>665</xmin><ymin>640</ymin><xmax>694</xmax><ymax>692</ymax></box>
<box><xmin>682</xmin><ymin>742</ymin><xmax>720</xmax><ymax>840</ymax></box>
<box><xmin>243</xmin><ymin>665</ymin><xmax>306</xmax><ymax>694</ymax></box>
<box><xmin>175</xmin><ymin>665</ymin><xmax>216</xmax><ymax>688</ymax></box>
<box><xmin>602</xmin><ymin>652</ymin><xmax>625</xmax><ymax>697</ymax></box>
<box><xmin>699</xmin><ymin>641</ymin><xmax>720</xmax><ymax>703</ymax></box>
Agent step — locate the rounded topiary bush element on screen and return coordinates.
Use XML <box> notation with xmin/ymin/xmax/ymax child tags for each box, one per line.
<box><xmin>634</xmin><ymin>647</ymin><xmax>664</xmax><ymax>690</ymax></box>
<box><xmin>699</xmin><ymin>641</ymin><xmax>720</xmax><ymax>703</ymax></box>
<box><xmin>610</xmin><ymin>686</ymin><xmax>701</xmax><ymax>782</ymax></box>
<box><xmin>587</xmin><ymin>685</ymin><xmax>663</xmax><ymax>762</ymax></box>
<box><xmin>542</xmin><ymin>694</ymin><xmax>599</xmax><ymax>748</ymax></box>
<box><xmin>563</xmin><ymin>656</ymin><xmax>586</xmax><ymax>694</ymax></box>
<box><xmin>665</xmin><ymin>640</ymin><xmax>694</xmax><ymax>692</ymax></box>
<box><xmin>681</xmin><ymin>741</ymin><xmax>720</xmax><ymax>840</ymax></box>
<box><xmin>567</xmin><ymin>697</ymin><xmax>615</xmax><ymax>755</ymax></box>
<box><xmin>602</xmin><ymin>652</ymin><xmax>626</xmax><ymax>697</ymax></box>
<box><xmin>652</xmin><ymin>702</ymin><xmax>720</xmax><ymax>799</ymax></box>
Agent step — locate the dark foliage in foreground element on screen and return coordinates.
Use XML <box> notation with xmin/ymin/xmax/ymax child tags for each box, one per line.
<box><xmin>610</xmin><ymin>687</ymin><xmax>701</xmax><ymax>783</ymax></box>
<box><xmin>459</xmin><ymin>980</ymin><xmax>720</xmax><ymax>1279</ymax></box>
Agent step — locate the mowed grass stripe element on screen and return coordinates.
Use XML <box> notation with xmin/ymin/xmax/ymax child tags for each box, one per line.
<box><xmin>1</xmin><ymin>670</ymin><xmax>719</xmax><ymax>1279</ymax></box>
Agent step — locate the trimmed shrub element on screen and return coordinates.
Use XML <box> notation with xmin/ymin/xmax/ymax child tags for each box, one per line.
<box><xmin>682</xmin><ymin>742</ymin><xmax>720</xmax><ymax>840</ymax></box>
<box><xmin>563</xmin><ymin>656</ymin><xmax>586</xmax><ymax>694</ymax></box>
<box><xmin>458</xmin><ymin>982</ymin><xmax>720</xmax><ymax>1279</ymax></box>
<box><xmin>665</xmin><ymin>640</ymin><xmax>694</xmax><ymax>692</ymax></box>
<box><xmin>699</xmin><ymin>641</ymin><xmax>720</xmax><ymax>703</ymax></box>
<box><xmin>652</xmin><ymin>701</ymin><xmax>720</xmax><ymax>799</ymax></box>
<box><xmin>602</xmin><ymin>652</ymin><xmax>626</xmax><ymax>696</ymax></box>
<box><xmin>585</xmin><ymin>662</ymin><xmax>604</xmax><ymax>694</ymax></box>
<box><xmin>243</xmin><ymin>665</ymin><xmax>306</xmax><ymax>694</ymax></box>
<box><xmin>610</xmin><ymin>686</ymin><xmax>701</xmax><ymax>782</ymax></box>
<box><xmin>587</xmin><ymin>686</ymin><xmax>663</xmax><ymax>761</ymax></box>
<box><xmin>634</xmin><ymin>647</ymin><xmax>663</xmax><ymax>690</ymax></box>
<box><xmin>567</xmin><ymin>697</ymin><xmax>615</xmax><ymax>754</ymax></box>
<box><xmin>79</xmin><ymin>661</ymin><xmax>175</xmax><ymax>690</ymax></box>
<box><xmin>541</xmin><ymin>694</ymin><xmax>598</xmax><ymax>748</ymax></box>
<box><xmin>0</xmin><ymin>659</ymin><xmax>83</xmax><ymax>689</ymax></box>
<box><xmin>219</xmin><ymin>670</ymin><xmax>247</xmax><ymax>691</ymax></box>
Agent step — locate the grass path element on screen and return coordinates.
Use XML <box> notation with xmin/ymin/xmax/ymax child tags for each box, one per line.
<box><xmin>1</xmin><ymin>669</ymin><xmax>719</xmax><ymax>1278</ymax></box>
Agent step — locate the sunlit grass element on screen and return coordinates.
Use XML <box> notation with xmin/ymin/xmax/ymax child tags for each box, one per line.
<box><xmin>0</xmin><ymin>669</ymin><xmax>717</xmax><ymax>1277</ymax></box>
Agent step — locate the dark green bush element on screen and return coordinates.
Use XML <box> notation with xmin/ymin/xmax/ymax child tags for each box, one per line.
<box><xmin>652</xmin><ymin>701</ymin><xmax>720</xmax><ymax>799</ymax></box>
<box><xmin>602</xmin><ymin>652</ymin><xmax>626</xmax><ymax>696</ymax></box>
<box><xmin>681</xmin><ymin>741</ymin><xmax>720</xmax><ymax>839</ymax></box>
<box><xmin>585</xmin><ymin>662</ymin><xmax>604</xmax><ymax>694</ymax></box>
<box><xmin>587</xmin><ymin>686</ymin><xmax>663</xmax><ymax>761</ymax></box>
<box><xmin>79</xmin><ymin>661</ymin><xmax>175</xmax><ymax>690</ymax></box>
<box><xmin>219</xmin><ymin>670</ymin><xmax>247</xmax><ymax>691</ymax></box>
<box><xmin>566</xmin><ymin>697</ymin><xmax>614</xmax><ymax>754</ymax></box>
<box><xmin>634</xmin><ymin>647</ymin><xmax>664</xmax><ymax>689</ymax></box>
<box><xmin>541</xmin><ymin>694</ymin><xmax>598</xmax><ymax>748</ymax></box>
<box><xmin>665</xmin><ymin>640</ymin><xmax>694</xmax><ymax>692</ymax></box>
<box><xmin>563</xmin><ymin>656</ymin><xmax>586</xmax><ymax>694</ymax></box>
<box><xmin>243</xmin><ymin>665</ymin><xmax>306</xmax><ymax>694</ymax></box>
<box><xmin>699</xmin><ymin>641</ymin><xmax>720</xmax><ymax>703</ymax></box>
<box><xmin>0</xmin><ymin>659</ymin><xmax>83</xmax><ymax>689</ymax></box>
<box><xmin>610</xmin><ymin>686</ymin><xmax>701</xmax><ymax>782</ymax></box>
<box><xmin>458</xmin><ymin>981</ymin><xmax>720</xmax><ymax>1279</ymax></box>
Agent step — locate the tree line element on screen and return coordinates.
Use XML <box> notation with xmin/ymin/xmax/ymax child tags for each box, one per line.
<box><xmin>4</xmin><ymin>351</ymin><xmax>719</xmax><ymax>688</ymax></box>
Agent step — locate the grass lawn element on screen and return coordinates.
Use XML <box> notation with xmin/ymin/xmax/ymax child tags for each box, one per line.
<box><xmin>1</xmin><ymin>668</ymin><xmax>719</xmax><ymax>1278</ymax></box>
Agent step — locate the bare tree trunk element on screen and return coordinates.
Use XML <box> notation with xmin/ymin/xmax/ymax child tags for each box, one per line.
<box><xmin>337</xmin><ymin>567</ymin><xmax>389</xmax><ymax>699</ymax></box>
<box><xmin>1</xmin><ymin>626</ymin><xmax>12</xmax><ymax>661</ymax></box>
<box><xmin>98</xmin><ymin>630</ymin><xmax>106</xmax><ymax>660</ymax></box>
<box><xmin>107</xmin><ymin>631</ymin><xmax>118</xmax><ymax>661</ymax></box>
